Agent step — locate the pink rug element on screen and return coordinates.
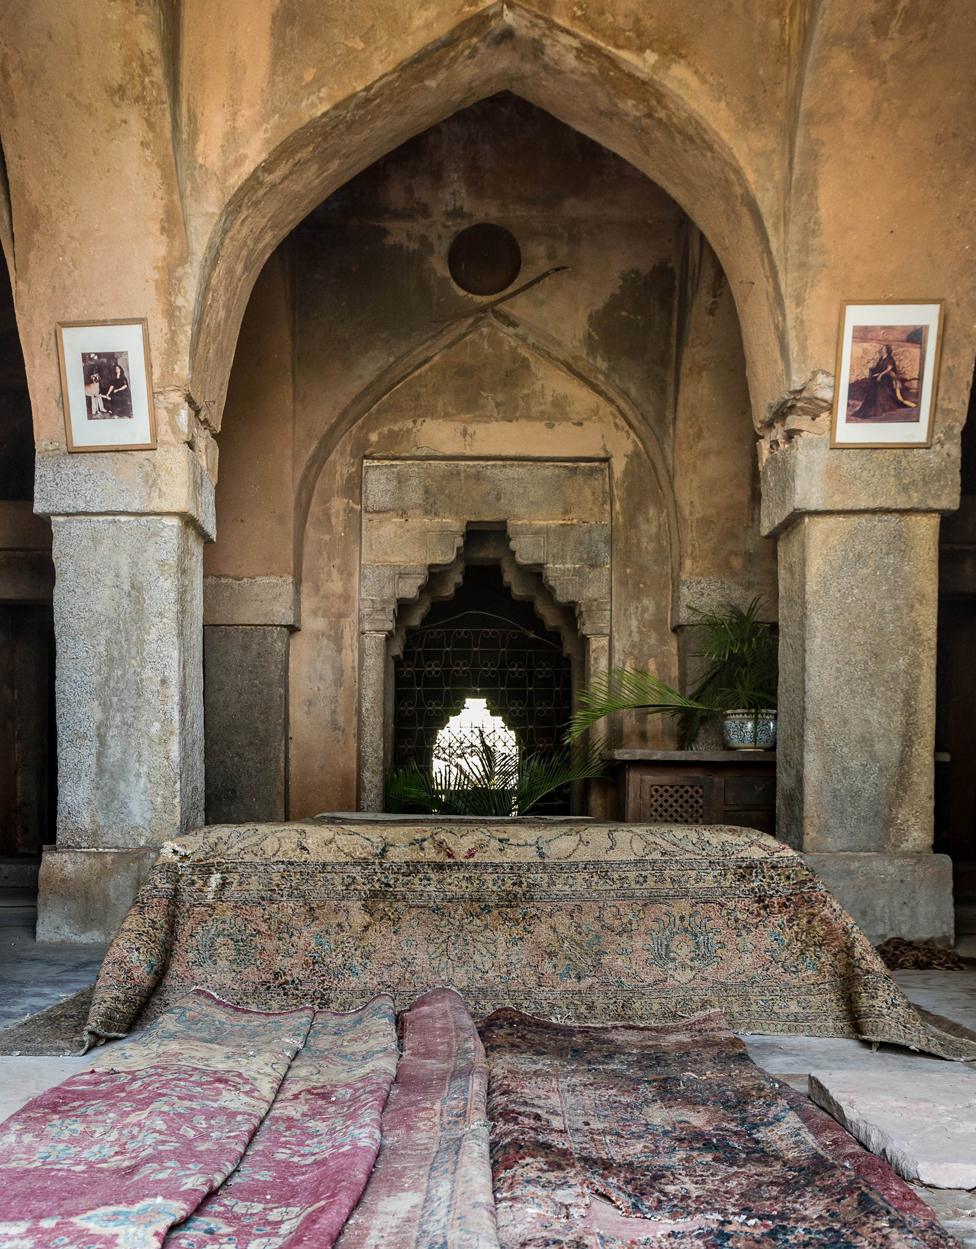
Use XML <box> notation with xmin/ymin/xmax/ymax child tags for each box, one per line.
<box><xmin>336</xmin><ymin>987</ymin><xmax>498</xmax><ymax>1249</ymax></box>
<box><xmin>165</xmin><ymin>994</ymin><xmax>397</xmax><ymax>1248</ymax></box>
<box><xmin>0</xmin><ymin>990</ymin><xmax>314</xmax><ymax>1248</ymax></box>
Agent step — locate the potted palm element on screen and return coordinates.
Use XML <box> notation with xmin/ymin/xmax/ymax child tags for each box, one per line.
<box><xmin>568</xmin><ymin>598</ymin><xmax>777</xmax><ymax>750</ymax></box>
<box><xmin>385</xmin><ymin>730</ymin><xmax>608</xmax><ymax>816</ymax></box>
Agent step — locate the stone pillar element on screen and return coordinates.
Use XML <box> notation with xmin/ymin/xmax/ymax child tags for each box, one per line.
<box><xmin>358</xmin><ymin>630</ymin><xmax>389</xmax><ymax>812</ymax></box>
<box><xmin>33</xmin><ymin>448</ymin><xmax>215</xmax><ymax>942</ymax></box>
<box><xmin>762</xmin><ymin>435</ymin><xmax>958</xmax><ymax>943</ymax></box>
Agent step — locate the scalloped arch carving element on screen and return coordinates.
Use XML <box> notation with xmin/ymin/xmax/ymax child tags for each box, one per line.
<box><xmin>357</xmin><ymin>458</ymin><xmax>612</xmax><ymax>808</ymax></box>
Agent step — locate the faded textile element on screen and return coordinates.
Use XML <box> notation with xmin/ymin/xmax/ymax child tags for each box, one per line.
<box><xmin>166</xmin><ymin>994</ymin><xmax>397</xmax><ymax>1249</ymax></box>
<box><xmin>782</xmin><ymin>1086</ymin><xmax>956</xmax><ymax>1240</ymax></box>
<box><xmin>337</xmin><ymin>987</ymin><xmax>499</xmax><ymax>1249</ymax></box>
<box><xmin>481</xmin><ymin>1009</ymin><xmax>958</xmax><ymax>1249</ymax></box>
<box><xmin>85</xmin><ymin>821</ymin><xmax>976</xmax><ymax>1060</ymax></box>
<box><xmin>0</xmin><ymin>990</ymin><xmax>313</xmax><ymax>1249</ymax></box>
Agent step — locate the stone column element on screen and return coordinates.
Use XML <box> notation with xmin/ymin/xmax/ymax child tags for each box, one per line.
<box><xmin>358</xmin><ymin>630</ymin><xmax>389</xmax><ymax>812</ymax></box>
<box><xmin>762</xmin><ymin>435</ymin><xmax>958</xmax><ymax>943</ymax></box>
<box><xmin>33</xmin><ymin>448</ymin><xmax>215</xmax><ymax>942</ymax></box>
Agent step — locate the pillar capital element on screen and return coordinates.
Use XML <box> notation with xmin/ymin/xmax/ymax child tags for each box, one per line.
<box><xmin>760</xmin><ymin>433</ymin><xmax>961</xmax><ymax>537</ymax></box>
<box><xmin>34</xmin><ymin>445</ymin><xmax>216</xmax><ymax>541</ymax></box>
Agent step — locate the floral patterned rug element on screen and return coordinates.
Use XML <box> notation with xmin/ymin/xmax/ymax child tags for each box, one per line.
<box><xmin>85</xmin><ymin>821</ymin><xmax>976</xmax><ymax>1060</ymax></box>
<box><xmin>2</xmin><ymin>989</ymin><xmax>957</xmax><ymax>1248</ymax></box>
<box><xmin>0</xmin><ymin>990</ymin><xmax>318</xmax><ymax>1247</ymax></box>
<box><xmin>164</xmin><ymin>993</ymin><xmax>397</xmax><ymax>1248</ymax></box>
<box><xmin>482</xmin><ymin>1008</ymin><xmax>958</xmax><ymax>1248</ymax></box>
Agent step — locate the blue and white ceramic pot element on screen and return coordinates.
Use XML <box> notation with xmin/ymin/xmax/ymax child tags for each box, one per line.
<box><xmin>722</xmin><ymin>709</ymin><xmax>777</xmax><ymax>750</ymax></box>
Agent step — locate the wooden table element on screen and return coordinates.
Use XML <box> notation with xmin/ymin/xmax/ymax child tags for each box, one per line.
<box><xmin>612</xmin><ymin>749</ymin><xmax>776</xmax><ymax>835</ymax></box>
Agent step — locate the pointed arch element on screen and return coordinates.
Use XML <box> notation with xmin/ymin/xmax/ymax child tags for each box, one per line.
<box><xmin>189</xmin><ymin>3</ymin><xmax>788</xmax><ymax>430</ymax></box>
<box><xmin>293</xmin><ymin>309</ymin><xmax>681</xmax><ymax>595</ymax></box>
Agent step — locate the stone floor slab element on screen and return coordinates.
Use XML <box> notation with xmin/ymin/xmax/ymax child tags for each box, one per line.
<box><xmin>893</xmin><ymin>969</ymin><xmax>976</xmax><ymax>1032</ymax></box>
<box><xmin>809</xmin><ymin>1068</ymin><xmax>976</xmax><ymax>1189</ymax></box>
<box><xmin>743</xmin><ymin>1033</ymin><xmax>951</xmax><ymax>1081</ymax></box>
<box><xmin>0</xmin><ymin>923</ymin><xmax>105</xmax><ymax>1028</ymax></box>
<box><xmin>0</xmin><ymin>1055</ymin><xmax>93</xmax><ymax>1121</ymax></box>
<box><xmin>912</xmin><ymin>1186</ymin><xmax>976</xmax><ymax>1248</ymax></box>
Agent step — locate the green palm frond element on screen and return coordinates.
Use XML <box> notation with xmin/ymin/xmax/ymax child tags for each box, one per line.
<box><xmin>567</xmin><ymin>597</ymin><xmax>778</xmax><ymax>748</ymax></box>
<box><xmin>566</xmin><ymin>669</ymin><xmax>711</xmax><ymax>740</ymax></box>
<box><xmin>385</xmin><ymin>731</ymin><xmax>607</xmax><ymax>817</ymax></box>
<box><xmin>514</xmin><ymin>743</ymin><xmax>608</xmax><ymax>813</ymax></box>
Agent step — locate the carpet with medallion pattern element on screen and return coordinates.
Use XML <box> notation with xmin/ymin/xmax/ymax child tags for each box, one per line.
<box><xmin>83</xmin><ymin>820</ymin><xmax>976</xmax><ymax>1060</ymax></box>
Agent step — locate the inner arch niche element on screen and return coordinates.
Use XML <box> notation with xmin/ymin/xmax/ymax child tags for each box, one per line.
<box><xmin>358</xmin><ymin>460</ymin><xmax>610</xmax><ymax>810</ymax></box>
<box><xmin>392</xmin><ymin>538</ymin><xmax>580</xmax><ymax>815</ymax></box>
<box><xmin>206</xmin><ymin>91</ymin><xmax>775</xmax><ymax>822</ymax></box>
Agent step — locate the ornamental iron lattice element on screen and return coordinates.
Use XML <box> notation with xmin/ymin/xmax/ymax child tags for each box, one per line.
<box><xmin>392</xmin><ymin>566</ymin><xmax>573</xmax><ymax>813</ymax></box>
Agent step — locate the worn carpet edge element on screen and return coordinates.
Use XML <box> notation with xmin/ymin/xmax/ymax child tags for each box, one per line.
<box><xmin>913</xmin><ymin>1005</ymin><xmax>976</xmax><ymax>1047</ymax></box>
<box><xmin>89</xmin><ymin>987</ymin><xmax>976</xmax><ymax>1063</ymax></box>
<box><xmin>0</xmin><ymin>985</ymin><xmax>94</xmax><ymax>1055</ymax></box>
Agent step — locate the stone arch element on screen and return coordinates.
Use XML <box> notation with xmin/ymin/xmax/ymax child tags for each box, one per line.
<box><xmin>189</xmin><ymin>2</ymin><xmax>788</xmax><ymax>431</ymax></box>
<box><xmin>289</xmin><ymin>316</ymin><xmax>677</xmax><ymax>815</ymax></box>
<box><xmin>293</xmin><ymin>311</ymin><xmax>681</xmax><ymax>592</ymax></box>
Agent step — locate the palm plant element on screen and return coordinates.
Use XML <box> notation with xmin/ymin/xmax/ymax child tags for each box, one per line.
<box><xmin>567</xmin><ymin>597</ymin><xmax>777</xmax><ymax>748</ymax></box>
<box><xmin>678</xmin><ymin>598</ymin><xmax>777</xmax><ymax>745</ymax></box>
<box><xmin>385</xmin><ymin>729</ymin><xmax>607</xmax><ymax>816</ymax></box>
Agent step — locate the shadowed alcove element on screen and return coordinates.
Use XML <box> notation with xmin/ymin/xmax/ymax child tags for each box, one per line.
<box><xmin>203</xmin><ymin>92</ymin><xmax>771</xmax><ymax>821</ymax></box>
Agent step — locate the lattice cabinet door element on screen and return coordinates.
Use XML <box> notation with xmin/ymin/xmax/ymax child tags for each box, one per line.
<box><xmin>627</xmin><ymin>771</ymin><xmax>716</xmax><ymax>824</ymax></box>
<box><xmin>615</xmin><ymin>757</ymin><xmax>777</xmax><ymax>832</ymax></box>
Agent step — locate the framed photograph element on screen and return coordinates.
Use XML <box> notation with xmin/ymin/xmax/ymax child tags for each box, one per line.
<box><xmin>831</xmin><ymin>301</ymin><xmax>943</xmax><ymax>448</ymax></box>
<box><xmin>56</xmin><ymin>319</ymin><xmax>156</xmax><ymax>452</ymax></box>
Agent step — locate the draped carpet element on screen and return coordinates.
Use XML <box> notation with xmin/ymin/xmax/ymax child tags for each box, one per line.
<box><xmin>0</xmin><ymin>989</ymin><xmax>958</xmax><ymax>1248</ymax></box>
<box><xmin>85</xmin><ymin>820</ymin><xmax>976</xmax><ymax>1060</ymax></box>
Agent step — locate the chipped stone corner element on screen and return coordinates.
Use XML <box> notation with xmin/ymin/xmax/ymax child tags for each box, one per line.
<box><xmin>756</xmin><ymin>370</ymin><xmax>834</xmax><ymax>470</ymax></box>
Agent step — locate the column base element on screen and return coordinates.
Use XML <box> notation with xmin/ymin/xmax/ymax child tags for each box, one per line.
<box><xmin>36</xmin><ymin>846</ymin><xmax>157</xmax><ymax>944</ymax></box>
<box><xmin>803</xmin><ymin>851</ymin><xmax>954</xmax><ymax>945</ymax></box>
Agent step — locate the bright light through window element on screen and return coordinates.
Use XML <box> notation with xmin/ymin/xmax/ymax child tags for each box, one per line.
<box><xmin>431</xmin><ymin>697</ymin><xmax>518</xmax><ymax>786</ymax></box>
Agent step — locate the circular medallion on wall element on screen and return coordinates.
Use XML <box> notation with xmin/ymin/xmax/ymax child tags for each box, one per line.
<box><xmin>447</xmin><ymin>223</ymin><xmax>522</xmax><ymax>296</ymax></box>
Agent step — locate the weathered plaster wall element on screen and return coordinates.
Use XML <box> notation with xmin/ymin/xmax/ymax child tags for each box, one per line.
<box><xmin>201</xmin><ymin>251</ymin><xmax>295</xmax><ymax>580</ymax></box>
<box><xmin>181</xmin><ymin>2</ymin><xmax>791</xmax><ymax>424</ymax></box>
<box><xmin>0</xmin><ymin>1</ymin><xmax>971</xmax><ymax>456</ymax></box>
<box><xmin>674</xmin><ymin>238</ymin><xmax>777</xmax><ymax>611</ymax></box>
<box><xmin>293</xmin><ymin>325</ymin><xmax>672</xmax><ymax>813</ymax></box>
<box><xmin>286</xmin><ymin>97</ymin><xmax>681</xmax><ymax>478</ymax></box>
<box><xmin>787</xmin><ymin>0</ymin><xmax>976</xmax><ymax>431</ymax></box>
<box><xmin>0</xmin><ymin>0</ymin><xmax>193</xmax><ymax>452</ymax></box>
<box><xmin>204</xmin><ymin>97</ymin><xmax>767</xmax><ymax>814</ymax></box>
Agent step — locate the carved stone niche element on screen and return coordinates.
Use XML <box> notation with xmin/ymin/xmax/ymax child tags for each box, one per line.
<box><xmin>358</xmin><ymin>458</ymin><xmax>612</xmax><ymax>810</ymax></box>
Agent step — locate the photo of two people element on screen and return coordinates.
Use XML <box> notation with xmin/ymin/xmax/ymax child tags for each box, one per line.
<box><xmin>82</xmin><ymin>350</ymin><xmax>132</xmax><ymax>420</ymax></box>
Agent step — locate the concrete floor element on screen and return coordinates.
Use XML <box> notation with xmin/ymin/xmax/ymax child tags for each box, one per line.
<box><xmin>0</xmin><ymin>924</ymin><xmax>973</xmax><ymax>1242</ymax></box>
<box><xmin>0</xmin><ymin>922</ymin><xmax>104</xmax><ymax>1029</ymax></box>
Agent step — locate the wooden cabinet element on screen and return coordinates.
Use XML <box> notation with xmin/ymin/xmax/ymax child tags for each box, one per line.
<box><xmin>613</xmin><ymin>750</ymin><xmax>776</xmax><ymax>835</ymax></box>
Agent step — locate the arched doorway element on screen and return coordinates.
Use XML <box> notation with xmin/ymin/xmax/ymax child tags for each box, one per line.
<box><xmin>0</xmin><ymin>241</ymin><xmax>56</xmax><ymax>923</ymax></box>
<box><xmin>393</xmin><ymin>560</ymin><xmax>575</xmax><ymax>814</ymax></box>
<box><xmin>204</xmin><ymin>93</ymin><xmax>770</xmax><ymax>820</ymax></box>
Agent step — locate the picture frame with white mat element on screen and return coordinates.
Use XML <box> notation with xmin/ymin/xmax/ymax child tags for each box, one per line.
<box><xmin>56</xmin><ymin>318</ymin><xmax>156</xmax><ymax>452</ymax></box>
